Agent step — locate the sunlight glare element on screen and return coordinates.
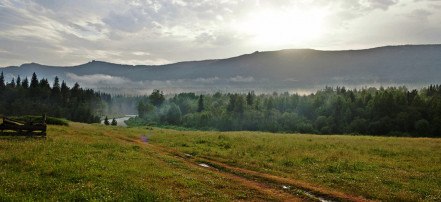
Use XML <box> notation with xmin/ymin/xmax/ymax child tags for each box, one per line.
<box><xmin>238</xmin><ymin>7</ymin><xmax>327</xmax><ymax>47</ymax></box>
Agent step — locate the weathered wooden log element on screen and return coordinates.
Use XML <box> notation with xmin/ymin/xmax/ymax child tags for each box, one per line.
<box><xmin>0</xmin><ymin>115</ymin><xmax>47</xmax><ymax>137</ymax></box>
<box><xmin>4</xmin><ymin>117</ymin><xmax>26</xmax><ymax>125</ymax></box>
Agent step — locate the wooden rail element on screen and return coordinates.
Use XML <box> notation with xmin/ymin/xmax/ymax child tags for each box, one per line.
<box><xmin>0</xmin><ymin>114</ymin><xmax>47</xmax><ymax>137</ymax></box>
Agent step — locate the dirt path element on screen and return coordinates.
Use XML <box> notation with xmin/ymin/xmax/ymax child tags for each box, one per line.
<box><xmin>142</xmin><ymin>141</ymin><xmax>371</xmax><ymax>202</ymax></box>
<box><xmin>135</xmin><ymin>137</ymin><xmax>304</xmax><ymax>201</ymax></box>
<box><xmin>103</xmin><ymin>131</ymin><xmax>369</xmax><ymax>201</ymax></box>
<box><xmin>181</xmin><ymin>156</ymin><xmax>303</xmax><ymax>201</ymax></box>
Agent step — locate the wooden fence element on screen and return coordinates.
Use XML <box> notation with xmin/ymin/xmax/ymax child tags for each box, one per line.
<box><xmin>0</xmin><ymin>115</ymin><xmax>47</xmax><ymax>137</ymax></box>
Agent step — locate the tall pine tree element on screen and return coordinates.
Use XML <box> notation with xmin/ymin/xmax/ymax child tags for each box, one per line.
<box><xmin>104</xmin><ymin>116</ymin><xmax>110</xmax><ymax>125</ymax></box>
<box><xmin>0</xmin><ymin>72</ymin><xmax>5</xmax><ymax>90</ymax></box>
<box><xmin>197</xmin><ymin>95</ymin><xmax>204</xmax><ymax>112</ymax></box>
<box><xmin>22</xmin><ymin>77</ymin><xmax>29</xmax><ymax>88</ymax></box>
<box><xmin>30</xmin><ymin>72</ymin><xmax>39</xmax><ymax>88</ymax></box>
<box><xmin>51</xmin><ymin>76</ymin><xmax>61</xmax><ymax>96</ymax></box>
<box><xmin>111</xmin><ymin>118</ymin><xmax>117</xmax><ymax>126</ymax></box>
<box><xmin>16</xmin><ymin>75</ymin><xmax>21</xmax><ymax>87</ymax></box>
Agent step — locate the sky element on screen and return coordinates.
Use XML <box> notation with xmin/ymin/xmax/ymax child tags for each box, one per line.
<box><xmin>0</xmin><ymin>0</ymin><xmax>440</xmax><ymax>67</ymax></box>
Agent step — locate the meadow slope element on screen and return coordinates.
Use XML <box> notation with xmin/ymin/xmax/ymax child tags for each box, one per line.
<box><xmin>1</xmin><ymin>122</ymin><xmax>440</xmax><ymax>201</ymax></box>
<box><xmin>0</xmin><ymin>123</ymin><xmax>298</xmax><ymax>201</ymax></box>
<box><xmin>150</xmin><ymin>129</ymin><xmax>441</xmax><ymax>201</ymax></box>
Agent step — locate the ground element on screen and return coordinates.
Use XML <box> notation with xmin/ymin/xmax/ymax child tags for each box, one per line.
<box><xmin>1</xmin><ymin>122</ymin><xmax>440</xmax><ymax>201</ymax></box>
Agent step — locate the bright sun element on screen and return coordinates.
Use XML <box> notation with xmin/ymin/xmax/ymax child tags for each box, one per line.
<box><xmin>237</xmin><ymin>7</ymin><xmax>327</xmax><ymax>47</ymax></box>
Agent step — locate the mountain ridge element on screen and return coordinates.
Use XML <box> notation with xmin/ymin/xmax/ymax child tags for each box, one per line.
<box><xmin>1</xmin><ymin>44</ymin><xmax>441</xmax><ymax>94</ymax></box>
<box><xmin>6</xmin><ymin>44</ymin><xmax>439</xmax><ymax>69</ymax></box>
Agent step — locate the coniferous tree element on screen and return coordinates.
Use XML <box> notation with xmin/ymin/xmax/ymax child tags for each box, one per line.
<box><xmin>16</xmin><ymin>75</ymin><xmax>21</xmax><ymax>87</ymax></box>
<box><xmin>51</xmin><ymin>76</ymin><xmax>61</xmax><ymax>96</ymax></box>
<box><xmin>71</xmin><ymin>82</ymin><xmax>81</xmax><ymax>98</ymax></box>
<box><xmin>30</xmin><ymin>72</ymin><xmax>39</xmax><ymax>88</ymax></box>
<box><xmin>60</xmin><ymin>81</ymin><xmax>69</xmax><ymax>100</ymax></box>
<box><xmin>246</xmin><ymin>91</ymin><xmax>254</xmax><ymax>106</ymax></box>
<box><xmin>111</xmin><ymin>118</ymin><xmax>117</xmax><ymax>126</ymax></box>
<box><xmin>8</xmin><ymin>78</ymin><xmax>16</xmax><ymax>88</ymax></box>
<box><xmin>40</xmin><ymin>78</ymin><xmax>50</xmax><ymax>89</ymax></box>
<box><xmin>104</xmin><ymin>116</ymin><xmax>110</xmax><ymax>125</ymax></box>
<box><xmin>0</xmin><ymin>73</ymin><xmax>105</xmax><ymax>124</ymax></box>
<box><xmin>197</xmin><ymin>95</ymin><xmax>204</xmax><ymax>112</ymax></box>
<box><xmin>61</xmin><ymin>81</ymin><xmax>69</xmax><ymax>93</ymax></box>
<box><xmin>53</xmin><ymin>76</ymin><xmax>60</xmax><ymax>89</ymax></box>
<box><xmin>21</xmin><ymin>77</ymin><xmax>29</xmax><ymax>88</ymax></box>
<box><xmin>0</xmin><ymin>72</ymin><xmax>5</xmax><ymax>89</ymax></box>
<box><xmin>29</xmin><ymin>73</ymin><xmax>39</xmax><ymax>96</ymax></box>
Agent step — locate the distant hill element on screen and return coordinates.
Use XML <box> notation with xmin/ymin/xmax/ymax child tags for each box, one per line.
<box><xmin>2</xmin><ymin>44</ymin><xmax>441</xmax><ymax>94</ymax></box>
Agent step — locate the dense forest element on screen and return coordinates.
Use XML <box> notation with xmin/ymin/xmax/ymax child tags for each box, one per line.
<box><xmin>133</xmin><ymin>86</ymin><xmax>441</xmax><ymax>137</ymax></box>
<box><xmin>0</xmin><ymin>72</ymin><xmax>106</xmax><ymax>123</ymax></box>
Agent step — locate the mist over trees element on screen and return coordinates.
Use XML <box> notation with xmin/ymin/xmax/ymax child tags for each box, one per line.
<box><xmin>3</xmin><ymin>71</ymin><xmax>441</xmax><ymax>137</ymax></box>
<box><xmin>132</xmin><ymin>86</ymin><xmax>441</xmax><ymax>137</ymax></box>
<box><xmin>0</xmin><ymin>72</ymin><xmax>106</xmax><ymax>123</ymax></box>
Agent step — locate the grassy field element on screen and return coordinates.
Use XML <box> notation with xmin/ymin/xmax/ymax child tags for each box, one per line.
<box><xmin>1</xmin><ymin>122</ymin><xmax>440</xmax><ymax>201</ymax></box>
<box><xmin>0</xmin><ymin>123</ymin><xmax>284</xmax><ymax>201</ymax></box>
<box><xmin>150</xmin><ymin>129</ymin><xmax>441</xmax><ymax>201</ymax></box>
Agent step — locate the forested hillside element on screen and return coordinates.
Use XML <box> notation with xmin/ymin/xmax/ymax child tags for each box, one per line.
<box><xmin>0</xmin><ymin>72</ymin><xmax>105</xmax><ymax>123</ymax></box>
<box><xmin>132</xmin><ymin>86</ymin><xmax>441</xmax><ymax>137</ymax></box>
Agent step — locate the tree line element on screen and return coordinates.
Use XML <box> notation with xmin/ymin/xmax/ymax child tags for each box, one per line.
<box><xmin>0</xmin><ymin>72</ymin><xmax>106</xmax><ymax>123</ymax></box>
<box><xmin>134</xmin><ymin>85</ymin><xmax>441</xmax><ymax>137</ymax></box>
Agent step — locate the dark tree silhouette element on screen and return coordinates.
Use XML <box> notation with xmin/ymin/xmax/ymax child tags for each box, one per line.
<box><xmin>52</xmin><ymin>76</ymin><xmax>61</xmax><ymax>96</ymax></box>
<box><xmin>0</xmin><ymin>73</ymin><xmax>104</xmax><ymax>124</ymax></box>
<box><xmin>197</xmin><ymin>95</ymin><xmax>204</xmax><ymax>112</ymax></box>
<box><xmin>16</xmin><ymin>75</ymin><xmax>21</xmax><ymax>87</ymax></box>
<box><xmin>104</xmin><ymin>116</ymin><xmax>110</xmax><ymax>125</ymax></box>
<box><xmin>149</xmin><ymin>89</ymin><xmax>165</xmax><ymax>107</ymax></box>
<box><xmin>30</xmin><ymin>72</ymin><xmax>39</xmax><ymax>88</ymax></box>
<box><xmin>0</xmin><ymin>72</ymin><xmax>5</xmax><ymax>90</ymax></box>
<box><xmin>22</xmin><ymin>77</ymin><xmax>29</xmax><ymax>88</ymax></box>
<box><xmin>246</xmin><ymin>91</ymin><xmax>254</xmax><ymax>106</ymax></box>
<box><xmin>8</xmin><ymin>78</ymin><xmax>15</xmax><ymax>88</ymax></box>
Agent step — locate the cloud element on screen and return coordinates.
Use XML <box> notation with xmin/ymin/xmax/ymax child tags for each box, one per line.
<box><xmin>103</xmin><ymin>10</ymin><xmax>149</xmax><ymax>33</ymax></box>
<box><xmin>66</xmin><ymin>73</ymin><xmax>132</xmax><ymax>86</ymax></box>
<box><xmin>366</xmin><ymin>0</ymin><xmax>399</xmax><ymax>10</ymax></box>
<box><xmin>407</xmin><ymin>9</ymin><xmax>432</xmax><ymax>21</ymax></box>
<box><xmin>0</xmin><ymin>0</ymin><xmax>440</xmax><ymax>68</ymax></box>
<box><xmin>195</xmin><ymin>77</ymin><xmax>220</xmax><ymax>83</ymax></box>
<box><xmin>132</xmin><ymin>51</ymin><xmax>151</xmax><ymax>56</ymax></box>
<box><xmin>65</xmin><ymin>73</ymin><xmax>226</xmax><ymax>90</ymax></box>
<box><xmin>228</xmin><ymin>76</ymin><xmax>255</xmax><ymax>83</ymax></box>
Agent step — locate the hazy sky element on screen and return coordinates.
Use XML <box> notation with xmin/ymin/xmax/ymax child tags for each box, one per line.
<box><xmin>0</xmin><ymin>0</ymin><xmax>440</xmax><ymax>67</ymax></box>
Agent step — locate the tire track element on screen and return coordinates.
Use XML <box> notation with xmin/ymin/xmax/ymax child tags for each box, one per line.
<box><xmin>145</xmin><ymin>141</ymin><xmax>371</xmax><ymax>202</ymax></box>
<box><xmin>102</xmin><ymin>132</ymin><xmax>305</xmax><ymax>201</ymax></box>
<box><xmin>143</xmin><ymin>138</ymin><xmax>305</xmax><ymax>201</ymax></box>
<box><xmin>103</xmin><ymin>131</ymin><xmax>369</xmax><ymax>201</ymax></box>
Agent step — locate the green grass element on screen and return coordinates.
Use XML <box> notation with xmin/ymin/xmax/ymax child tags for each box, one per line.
<box><xmin>2</xmin><ymin>122</ymin><xmax>440</xmax><ymax>201</ymax></box>
<box><xmin>0</xmin><ymin>123</ymin><xmax>276</xmax><ymax>201</ymax></box>
<box><xmin>149</xmin><ymin>129</ymin><xmax>441</xmax><ymax>201</ymax></box>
